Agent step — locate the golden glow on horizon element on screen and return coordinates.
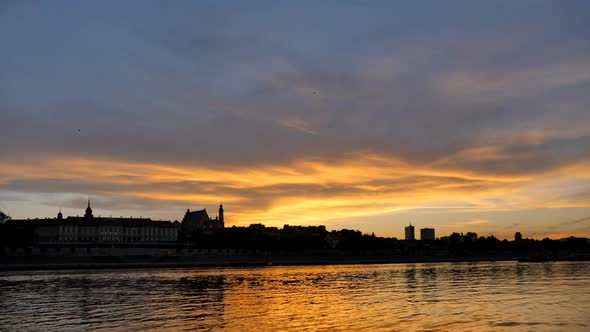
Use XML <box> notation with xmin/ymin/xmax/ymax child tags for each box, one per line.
<box><xmin>1</xmin><ymin>151</ymin><xmax>589</xmax><ymax>239</ymax></box>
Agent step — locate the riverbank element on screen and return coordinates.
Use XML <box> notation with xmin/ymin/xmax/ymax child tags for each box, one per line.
<box><xmin>3</xmin><ymin>254</ymin><xmax>585</xmax><ymax>271</ymax></box>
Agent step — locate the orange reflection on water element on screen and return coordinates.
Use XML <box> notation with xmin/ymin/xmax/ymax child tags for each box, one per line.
<box><xmin>2</xmin><ymin>262</ymin><xmax>589</xmax><ymax>331</ymax></box>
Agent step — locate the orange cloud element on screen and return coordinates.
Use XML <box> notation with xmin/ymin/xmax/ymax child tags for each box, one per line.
<box><xmin>464</xmin><ymin>219</ymin><xmax>490</xmax><ymax>225</ymax></box>
<box><xmin>1</xmin><ymin>148</ymin><xmax>589</xmax><ymax>234</ymax></box>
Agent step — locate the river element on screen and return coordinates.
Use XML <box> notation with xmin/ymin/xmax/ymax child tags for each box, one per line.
<box><xmin>0</xmin><ymin>261</ymin><xmax>588</xmax><ymax>331</ymax></box>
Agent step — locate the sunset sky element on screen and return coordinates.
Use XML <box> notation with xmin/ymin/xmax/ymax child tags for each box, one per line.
<box><xmin>1</xmin><ymin>1</ymin><xmax>589</xmax><ymax>239</ymax></box>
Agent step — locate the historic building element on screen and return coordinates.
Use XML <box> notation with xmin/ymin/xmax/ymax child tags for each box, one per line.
<box><xmin>180</xmin><ymin>204</ymin><xmax>225</xmax><ymax>234</ymax></box>
<box><xmin>6</xmin><ymin>200</ymin><xmax>180</xmax><ymax>244</ymax></box>
<box><xmin>4</xmin><ymin>201</ymin><xmax>228</xmax><ymax>246</ymax></box>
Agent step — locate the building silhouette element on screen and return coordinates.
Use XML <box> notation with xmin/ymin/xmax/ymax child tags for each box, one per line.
<box><xmin>420</xmin><ymin>228</ymin><xmax>435</xmax><ymax>241</ymax></box>
<box><xmin>515</xmin><ymin>232</ymin><xmax>522</xmax><ymax>241</ymax></box>
<box><xmin>180</xmin><ymin>204</ymin><xmax>225</xmax><ymax>234</ymax></box>
<box><xmin>405</xmin><ymin>223</ymin><xmax>415</xmax><ymax>240</ymax></box>
<box><xmin>6</xmin><ymin>200</ymin><xmax>180</xmax><ymax>243</ymax></box>
<box><xmin>84</xmin><ymin>199</ymin><xmax>93</xmax><ymax>218</ymax></box>
<box><xmin>4</xmin><ymin>200</ymin><xmax>228</xmax><ymax>245</ymax></box>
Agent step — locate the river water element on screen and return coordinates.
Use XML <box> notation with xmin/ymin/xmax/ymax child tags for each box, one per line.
<box><xmin>0</xmin><ymin>262</ymin><xmax>588</xmax><ymax>331</ymax></box>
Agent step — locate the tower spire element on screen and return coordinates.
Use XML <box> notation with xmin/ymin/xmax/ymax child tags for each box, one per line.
<box><xmin>84</xmin><ymin>198</ymin><xmax>93</xmax><ymax>218</ymax></box>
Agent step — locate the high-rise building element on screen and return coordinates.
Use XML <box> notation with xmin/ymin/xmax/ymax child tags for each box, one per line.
<box><xmin>405</xmin><ymin>224</ymin><xmax>415</xmax><ymax>240</ymax></box>
<box><xmin>420</xmin><ymin>228</ymin><xmax>435</xmax><ymax>240</ymax></box>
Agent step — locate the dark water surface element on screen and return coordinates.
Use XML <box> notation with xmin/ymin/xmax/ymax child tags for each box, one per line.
<box><xmin>0</xmin><ymin>262</ymin><xmax>589</xmax><ymax>331</ymax></box>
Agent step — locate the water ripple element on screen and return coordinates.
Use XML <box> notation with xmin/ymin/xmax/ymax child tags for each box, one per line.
<box><xmin>0</xmin><ymin>262</ymin><xmax>589</xmax><ymax>331</ymax></box>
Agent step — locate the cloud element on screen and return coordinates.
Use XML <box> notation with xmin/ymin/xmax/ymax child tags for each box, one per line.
<box><xmin>432</xmin><ymin>60</ymin><xmax>590</xmax><ymax>103</ymax></box>
<box><xmin>561</xmin><ymin>215</ymin><xmax>590</xmax><ymax>226</ymax></box>
<box><xmin>464</xmin><ymin>219</ymin><xmax>490</xmax><ymax>225</ymax></box>
<box><xmin>1</xmin><ymin>151</ymin><xmax>587</xmax><ymax>230</ymax></box>
<box><xmin>1</xmin><ymin>1</ymin><xmax>589</xmax><ymax>237</ymax></box>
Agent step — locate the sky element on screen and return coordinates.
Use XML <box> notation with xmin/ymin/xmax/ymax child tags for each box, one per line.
<box><xmin>1</xmin><ymin>1</ymin><xmax>589</xmax><ymax>239</ymax></box>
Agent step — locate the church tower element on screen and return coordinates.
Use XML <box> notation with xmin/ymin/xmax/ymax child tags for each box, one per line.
<box><xmin>57</xmin><ymin>208</ymin><xmax>63</xmax><ymax>220</ymax></box>
<box><xmin>219</xmin><ymin>204</ymin><xmax>224</xmax><ymax>224</ymax></box>
<box><xmin>84</xmin><ymin>199</ymin><xmax>94</xmax><ymax>218</ymax></box>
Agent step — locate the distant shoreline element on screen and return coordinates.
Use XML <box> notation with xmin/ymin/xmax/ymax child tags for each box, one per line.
<box><xmin>2</xmin><ymin>255</ymin><xmax>587</xmax><ymax>271</ymax></box>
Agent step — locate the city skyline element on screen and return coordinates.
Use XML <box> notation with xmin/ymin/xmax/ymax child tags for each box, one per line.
<box><xmin>1</xmin><ymin>1</ymin><xmax>590</xmax><ymax>240</ymax></box>
<box><xmin>1</xmin><ymin>199</ymin><xmax>553</xmax><ymax>241</ymax></box>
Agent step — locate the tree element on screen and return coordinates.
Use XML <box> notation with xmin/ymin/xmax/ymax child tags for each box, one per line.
<box><xmin>0</xmin><ymin>210</ymin><xmax>11</xmax><ymax>224</ymax></box>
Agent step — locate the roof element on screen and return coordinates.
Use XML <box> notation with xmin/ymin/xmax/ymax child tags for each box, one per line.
<box><xmin>7</xmin><ymin>217</ymin><xmax>179</xmax><ymax>228</ymax></box>
<box><xmin>186</xmin><ymin>209</ymin><xmax>208</xmax><ymax>216</ymax></box>
<box><xmin>184</xmin><ymin>209</ymin><xmax>210</xmax><ymax>221</ymax></box>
